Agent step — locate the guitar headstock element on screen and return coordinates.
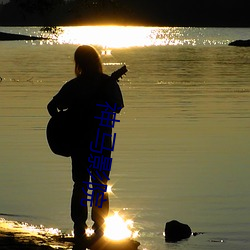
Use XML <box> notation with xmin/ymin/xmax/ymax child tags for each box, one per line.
<box><xmin>110</xmin><ymin>65</ymin><xmax>128</xmax><ymax>82</ymax></box>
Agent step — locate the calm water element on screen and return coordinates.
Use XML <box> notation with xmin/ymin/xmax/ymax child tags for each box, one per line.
<box><xmin>0</xmin><ymin>27</ymin><xmax>250</xmax><ymax>249</ymax></box>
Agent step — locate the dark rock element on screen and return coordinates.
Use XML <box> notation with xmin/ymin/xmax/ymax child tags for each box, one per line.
<box><xmin>164</xmin><ymin>220</ymin><xmax>192</xmax><ymax>242</ymax></box>
<box><xmin>192</xmin><ymin>231</ymin><xmax>204</xmax><ymax>236</ymax></box>
<box><xmin>228</xmin><ymin>39</ymin><xmax>250</xmax><ymax>47</ymax></box>
<box><xmin>0</xmin><ymin>31</ymin><xmax>45</xmax><ymax>41</ymax></box>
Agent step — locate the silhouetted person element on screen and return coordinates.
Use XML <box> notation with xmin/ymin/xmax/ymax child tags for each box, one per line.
<box><xmin>47</xmin><ymin>45</ymin><xmax>124</xmax><ymax>246</ymax></box>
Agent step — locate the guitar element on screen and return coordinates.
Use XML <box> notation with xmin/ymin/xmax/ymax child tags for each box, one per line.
<box><xmin>46</xmin><ymin>65</ymin><xmax>127</xmax><ymax>157</ymax></box>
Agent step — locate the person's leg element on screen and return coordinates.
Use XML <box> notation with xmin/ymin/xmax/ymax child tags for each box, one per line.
<box><xmin>91</xmin><ymin>150</ymin><xmax>111</xmax><ymax>235</ymax></box>
<box><xmin>71</xmin><ymin>149</ymin><xmax>89</xmax><ymax>239</ymax></box>
<box><xmin>91</xmin><ymin>179</ymin><xmax>109</xmax><ymax>235</ymax></box>
<box><xmin>71</xmin><ymin>182</ymin><xmax>88</xmax><ymax>238</ymax></box>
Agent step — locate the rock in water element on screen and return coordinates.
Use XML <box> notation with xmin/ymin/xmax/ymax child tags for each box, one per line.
<box><xmin>164</xmin><ymin>220</ymin><xmax>192</xmax><ymax>242</ymax></box>
<box><xmin>228</xmin><ymin>39</ymin><xmax>250</xmax><ymax>47</ymax></box>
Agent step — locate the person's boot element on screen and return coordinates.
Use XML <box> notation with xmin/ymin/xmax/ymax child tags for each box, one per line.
<box><xmin>92</xmin><ymin>223</ymin><xmax>104</xmax><ymax>239</ymax></box>
<box><xmin>73</xmin><ymin>223</ymin><xmax>89</xmax><ymax>248</ymax></box>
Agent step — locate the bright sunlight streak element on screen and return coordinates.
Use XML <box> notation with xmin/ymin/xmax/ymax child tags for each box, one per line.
<box><xmin>57</xmin><ymin>26</ymin><xmax>154</xmax><ymax>48</ymax></box>
<box><xmin>104</xmin><ymin>212</ymin><xmax>139</xmax><ymax>241</ymax></box>
<box><xmin>107</xmin><ymin>185</ymin><xmax>113</xmax><ymax>193</ymax></box>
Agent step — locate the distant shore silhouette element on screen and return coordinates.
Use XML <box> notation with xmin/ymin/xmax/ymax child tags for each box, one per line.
<box><xmin>0</xmin><ymin>31</ymin><xmax>45</xmax><ymax>41</ymax></box>
<box><xmin>0</xmin><ymin>0</ymin><xmax>250</xmax><ymax>27</ymax></box>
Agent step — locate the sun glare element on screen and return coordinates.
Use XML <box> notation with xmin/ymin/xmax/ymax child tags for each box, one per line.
<box><xmin>85</xmin><ymin>227</ymin><xmax>95</xmax><ymax>237</ymax></box>
<box><xmin>107</xmin><ymin>185</ymin><xmax>113</xmax><ymax>193</ymax></box>
<box><xmin>104</xmin><ymin>212</ymin><xmax>138</xmax><ymax>241</ymax></box>
<box><xmin>46</xmin><ymin>26</ymin><xmax>206</xmax><ymax>47</ymax></box>
<box><xmin>57</xmin><ymin>26</ymin><xmax>153</xmax><ymax>48</ymax></box>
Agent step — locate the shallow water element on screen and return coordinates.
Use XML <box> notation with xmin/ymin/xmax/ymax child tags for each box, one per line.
<box><xmin>0</xmin><ymin>27</ymin><xmax>250</xmax><ymax>249</ymax></box>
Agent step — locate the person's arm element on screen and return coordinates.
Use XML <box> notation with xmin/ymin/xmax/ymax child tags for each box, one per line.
<box><xmin>107</xmin><ymin>80</ymin><xmax>124</xmax><ymax>113</ymax></box>
<box><xmin>47</xmin><ymin>99</ymin><xmax>58</xmax><ymax>117</ymax></box>
<box><xmin>47</xmin><ymin>80</ymin><xmax>73</xmax><ymax>116</ymax></box>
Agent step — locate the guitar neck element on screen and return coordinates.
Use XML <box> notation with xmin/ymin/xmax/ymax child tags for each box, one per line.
<box><xmin>110</xmin><ymin>65</ymin><xmax>128</xmax><ymax>82</ymax></box>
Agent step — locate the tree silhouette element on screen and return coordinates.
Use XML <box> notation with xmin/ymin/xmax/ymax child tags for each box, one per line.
<box><xmin>9</xmin><ymin>0</ymin><xmax>63</xmax><ymax>15</ymax></box>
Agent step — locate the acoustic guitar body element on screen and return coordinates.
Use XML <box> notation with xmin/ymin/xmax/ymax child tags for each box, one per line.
<box><xmin>46</xmin><ymin>65</ymin><xmax>127</xmax><ymax>157</ymax></box>
<box><xmin>46</xmin><ymin>111</ymin><xmax>72</xmax><ymax>157</ymax></box>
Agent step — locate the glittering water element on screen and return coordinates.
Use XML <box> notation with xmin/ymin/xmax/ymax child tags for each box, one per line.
<box><xmin>1</xmin><ymin>26</ymin><xmax>250</xmax><ymax>47</ymax></box>
<box><xmin>0</xmin><ymin>26</ymin><xmax>250</xmax><ymax>250</ymax></box>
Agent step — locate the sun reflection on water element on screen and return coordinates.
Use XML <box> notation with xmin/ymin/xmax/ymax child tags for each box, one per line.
<box><xmin>56</xmin><ymin>26</ymin><xmax>211</xmax><ymax>48</ymax></box>
<box><xmin>104</xmin><ymin>211</ymin><xmax>139</xmax><ymax>241</ymax></box>
<box><xmin>57</xmin><ymin>26</ymin><xmax>154</xmax><ymax>48</ymax></box>
<box><xmin>54</xmin><ymin>26</ymin><xmax>231</xmax><ymax>48</ymax></box>
<box><xmin>71</xmin><ymin>211</ymin><xmax>139</xmax><ymax>241</ymax></box>
<box><xmin>0</xmin><ymin>218</ymin><xmax>62</xmax><ymax>237</ymax></box>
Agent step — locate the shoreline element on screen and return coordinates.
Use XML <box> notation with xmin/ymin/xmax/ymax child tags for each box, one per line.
<box><xmin>0</xmin><ymin>31</ymin><xmax>45</xmax><ymax>41</ymax></box>
<box><xmin>0</xmin><ymin>218</ymin><xmax>140</xmax><ymax>250</ymax></box>
<box><xmin>0</xmin><ymin>218</ymin><xmax>72</xmax><ymax>249</ymax></box>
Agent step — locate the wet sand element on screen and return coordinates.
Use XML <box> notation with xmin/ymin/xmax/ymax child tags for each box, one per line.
<box><xmin>0</xmin><ymin>218</ymin><xmax>140</xmax><ymax>250</ymax></box>
<box><xmin>0</xmin><ymin>219</ymin><xmax>69</xmax><ymax>249</ymax></box>
<box><xmin>0</xmin><ymin>226</ymin><xmax>56</xmax><ymax>249</ymax></box>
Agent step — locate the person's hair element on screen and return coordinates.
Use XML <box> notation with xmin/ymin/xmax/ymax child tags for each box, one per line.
<box><xmin>74</xmin><ymin>45</ymin><xmax>103</xmax><ymax>76</ymax></box>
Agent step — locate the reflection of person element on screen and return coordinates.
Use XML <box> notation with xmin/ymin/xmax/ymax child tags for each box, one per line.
<box><xmin>47</xmin><ymin>45</ymin><xmax>124</xmax><ymax>245</ymax></box>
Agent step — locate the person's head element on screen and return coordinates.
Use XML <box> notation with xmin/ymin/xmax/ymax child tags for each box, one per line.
<box><xmin>74</xmin><ymin>45</ymin><xmax>103</xmax><ymax>76</ymax></box>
